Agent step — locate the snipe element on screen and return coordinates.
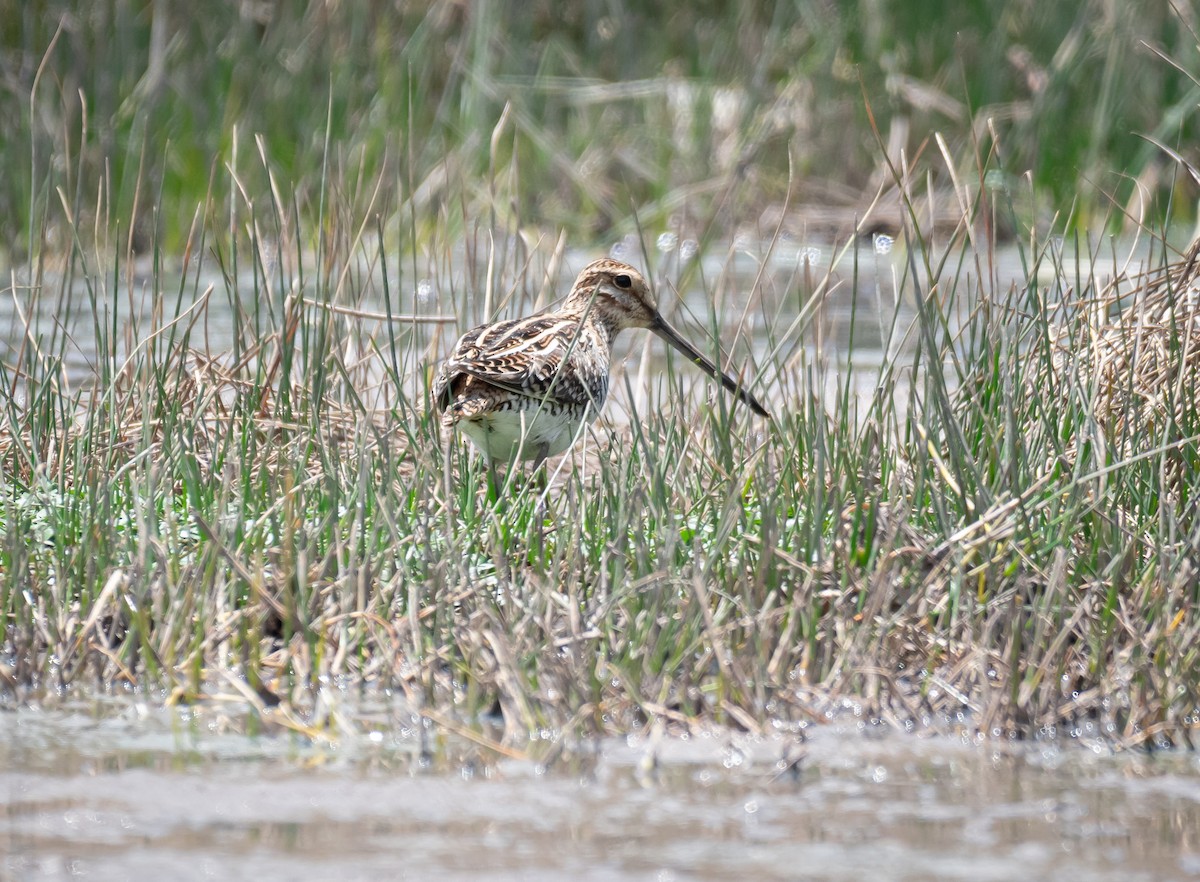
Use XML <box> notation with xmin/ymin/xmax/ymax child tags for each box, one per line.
<box><xmin>433</xmin><ymin>258</ymin><xmax>769</xmax><ymax>469</ymax></box>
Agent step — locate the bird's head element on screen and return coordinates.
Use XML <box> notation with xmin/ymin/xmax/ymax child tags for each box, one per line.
<box><xmin>563</xmin><ymin>259</ymin><xmax>658</xmax><ymax>330</ymax></box>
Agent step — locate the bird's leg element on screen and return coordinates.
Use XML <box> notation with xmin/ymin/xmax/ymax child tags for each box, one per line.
<box><xmin>442</xmin><ymin>421</ymin><xmax>458</xmax><ymax>513</ymax></box>
<box><xmin>529</xmin><ymin>443</ymin><xmax>552</xmax><ymax>493</ymax></box>
<box><xmin>529</xmin><ymin>443</ymin><xmax>550</xmax><ymax>473</ymax></box>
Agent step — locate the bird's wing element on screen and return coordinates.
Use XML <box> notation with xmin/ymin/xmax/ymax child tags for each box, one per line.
<box><xmin>435</xmin><ymin>315</ymin><xmax>594</xmax><ymax>409</ymax></box>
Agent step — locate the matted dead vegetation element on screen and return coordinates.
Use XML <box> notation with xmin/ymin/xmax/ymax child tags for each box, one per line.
<box><xmin>1049</xmin><ymin>236</ymin><xmax>1200</xmax><ymax>493</ymax></box>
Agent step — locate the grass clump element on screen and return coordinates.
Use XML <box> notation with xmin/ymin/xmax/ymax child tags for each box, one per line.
<box><xmin>3</xmin><ymin>3</ymin><xmax>1200</xmax><ymax>754</ymax></box>
<box><xmin>1</xmin><ymin>118</ymin><xmax>1199</xmax><ymax>754</ymax></box>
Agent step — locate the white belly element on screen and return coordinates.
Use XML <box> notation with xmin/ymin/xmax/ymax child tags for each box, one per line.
<box><xmin>459</xmin><ymin>404</ymin><xmax>592</xmax><ymax>462</ymax></box>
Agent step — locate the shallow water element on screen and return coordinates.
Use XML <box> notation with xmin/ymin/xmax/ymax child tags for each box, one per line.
<box><xmin>2</xmin><ymin>701</ymin><xmax>1198</xmax><ymax>881</ymax></box>
<box><xmin>0</xmin><ymin>236</ymin><xmax>1159</xmax><ymax>400</ymax></box>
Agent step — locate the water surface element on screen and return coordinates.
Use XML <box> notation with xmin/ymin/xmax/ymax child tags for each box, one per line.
<box><xmin>3</xmin><ymin>700</ymin><xmax>1198</xmax><ymax>881</ymax></box>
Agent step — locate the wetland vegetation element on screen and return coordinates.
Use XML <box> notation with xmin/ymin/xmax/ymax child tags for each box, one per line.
<box><xmin>2</xmin><ymin>0</ymin><xmax>1200</xmax><ymax>753</ymax></box>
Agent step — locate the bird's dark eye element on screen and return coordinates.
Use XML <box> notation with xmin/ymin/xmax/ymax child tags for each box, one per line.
<box><xmin>614</xmin><ymin>273</ymin><xmax>632</xmax><ymax>289</ymax></box>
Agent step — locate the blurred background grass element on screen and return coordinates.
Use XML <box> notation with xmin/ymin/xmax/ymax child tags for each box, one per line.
<box><xmin>4</xmin><ymin>0</ymin><xmax>1199</xmax><ymax>256</ymax></box>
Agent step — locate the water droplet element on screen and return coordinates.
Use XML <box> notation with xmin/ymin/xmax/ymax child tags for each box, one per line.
<box><xmin>797</xmin><ymin>246</ymin><xmax>822</xmax><ymax>265</ymax></box>
<box><xmin>656</xmin><ymin>232</ymin><xmax>678</xmax><ymax>252</ymax></box>
<box><xmin>416</xmin><ymin>279</ymin><xmax>433</xmax><ymax>301</ymax></box>
<box><xmin>873</xmin><ymin>233</ymin><xmax>894</xmax><ymax>255</ymax></box>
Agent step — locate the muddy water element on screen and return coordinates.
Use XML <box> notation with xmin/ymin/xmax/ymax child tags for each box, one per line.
<box><xmin>2</xmin><ymin>701</ymin><xmax>1198</xmax><ymax>881</ymax></box>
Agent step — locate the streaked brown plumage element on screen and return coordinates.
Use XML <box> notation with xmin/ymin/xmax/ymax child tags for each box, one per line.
<box><xmin>433</xmin><ymin>258</ymin><xmax>769</xmax><ymax>466</ymax></box>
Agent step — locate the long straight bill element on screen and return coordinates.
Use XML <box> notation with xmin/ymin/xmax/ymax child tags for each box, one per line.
<box><xmin>651</xmin><ymin>317</ymin><xmax>770</xmax><ymax>418</ymax></box>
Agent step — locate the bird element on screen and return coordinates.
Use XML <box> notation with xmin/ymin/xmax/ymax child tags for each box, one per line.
<box><xmin>433</xmin><ymin>258</ymin><xmax>769</xmax><ymax>474</ymax></box>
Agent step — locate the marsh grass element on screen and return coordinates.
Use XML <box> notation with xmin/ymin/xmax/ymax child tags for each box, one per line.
<box><xmin>2</xmin><ymin>109</ymin><xmax>1199</xmax><ymax>755</ymax></box>
<box><xmin>3</xmin><ymin>2</ymin><xmax>1200</xmax><ymax>753</ymax></box>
